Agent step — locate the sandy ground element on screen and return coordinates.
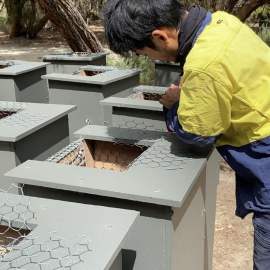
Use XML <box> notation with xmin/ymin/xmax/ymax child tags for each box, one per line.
<box><xmin>213</xmin><ymin>164</ymin><xmax>253</xmax><ymax>269</ymax></box>
<box><xmin>0</xmin><ymin>29</ymin><xmax>254</xmax><ymax>269</ymax></box>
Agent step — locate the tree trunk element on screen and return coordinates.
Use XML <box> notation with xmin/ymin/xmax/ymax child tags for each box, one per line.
<box><xmin>5</xmin><ymin>0</ymin><xmax>48</xmax><ymax>38</ymax></box>
<box><xmin>183</xmin><ymin>0</ymin><xmax>269</xmax><ymax>21</ymax></box>
<box><xmin>24</xmin><ymin>0</ymin><xmax>48</xmax><ymax>39</ymax></box>
<box><xmin>226</xmin><ymin>0</ymin><xmax>241</xmax><ymax>12</ymax></box>
<box><xmin>37</xmin><ymin>0</ymin><xmax>104</xmax><ymax>52</ymax></box>
<box><xmin>5</xmin><ymin>0</ymin><xmax>27</xmax><ymax>37</ymax></box>
<box><xmin>234</xmin><ymin>0</ymin><xmax>270</xmax><ymax>22</ymax></box>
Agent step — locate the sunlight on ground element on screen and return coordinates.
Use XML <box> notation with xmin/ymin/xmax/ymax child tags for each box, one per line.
<box><xmin>0</xmin><ymin>47</ymin><xmax>69</xmax><ymax>56</ymax></box>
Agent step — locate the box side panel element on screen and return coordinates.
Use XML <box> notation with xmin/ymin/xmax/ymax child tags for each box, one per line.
<box><xmin>89</xmin><ymin>56</ymin><xmax>107</xmax><ymax>66</ymax></box>
<box><xmin>122</xmin><ymin>216</ymin><xmax>172</xmax><ymax>270</ymax></box>
<box><xmin>21</xmin><ymin>185</ymin><xmax>173</xmax><ymax>270</ymax></box>
<box><xmin>14</xmin><ymin>67</ymin><xmax>49</xmax><ymax>103</ymax></box>
<box><xmin>46</xmin><ymin>57</ymin><xmax>106</xmax><ymax>74</ymax></box>
<box><xmin>106</xmin><ymin>75</ymin><xmax>140</xmax><ymax>98</ymax></box>
<box><xmin>204</xmin><ymin>150</ymin><xmax>220</xmax><ymax>270</ymax></box>
<box><xmin>103</xmin><ymin>105</ymin><xmax>113</xmax><ymax>126</ymax></box>
<box><xmin>46</xmin><ymin>62</ymin><xmax>89</xmax><ymax>74</ymax></box>
<box><xmin>155</xmin><ymin>64</ymin><xmax>181</xmax><ymax>87</ymax></box>
<box><xmin>112</xmin><ymin>107</ymin><xmax>166</xmax><ymax>131</ymax></box>
<box><xmin>49</xmin><ymin>83</ymin><xmax>104</xmax><ymax>137</ymax></box>
<box><xmin>0</xmin><ymin>78</ymin><xmax>16</xmax><ymax>101</ymax></box>
<box><xmin>171</xmin><ymin>170</ymin><xmax>206</xmax><ymax>270</ymax></box>
<box><xmin>0</xmin><ymin>142</ymin><xmax>16</xmax><ymax>190</ymax></box>
<box><xmin>48</xmin><ymin>75</ymin><xmax>139</xmax><ymax>138</ymax></box>
<box><xmin>14</xmin><ymin>115</ymin><xmax>70</xmax><ymax>162</ymax></box>
<box><xmin>109</xmin><ymin>252</ymin><xmax>122</xmax><ymax>270</ymax></box>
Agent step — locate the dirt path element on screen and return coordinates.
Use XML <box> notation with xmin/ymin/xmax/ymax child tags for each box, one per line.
<box><xmin>0</xmin><ymin>29</ymin><xmax>254</xmax><ymax>269</ymax></box>
<box><xmin>213</xmin><ymin>164</ymin><xmax>253</xmax><ymax>269</ymax></box>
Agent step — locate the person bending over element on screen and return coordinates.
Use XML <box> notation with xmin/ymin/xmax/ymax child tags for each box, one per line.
<box><xmin>103</xmin><ymin>1</ymin><xmax>270</xmax><ymax>269</ymax></box>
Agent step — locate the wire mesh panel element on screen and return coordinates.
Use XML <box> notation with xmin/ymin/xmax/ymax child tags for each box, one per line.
<box><xmin>0</xmin><ymin>111</ymin><xmax>17</xmax><ymax>120</ymax></box>
<box><xmin>0</xmin><ymin>65</ymin><xmax>9</xmax><ymax>70</ymax></box>
<box><xmin>0</xmin><ymin>233</ymin><xmax>92</xmax><ymax>270</ymax></box>
<box><xmin>0</xmin><ymin>61</ymin><xmax>13</xmax><ymax>70</ymax></box>
<box><xmin>129</xmin><ymin>92</ymin><xmax>163</xmax><ymax>101</ymax></box>
<box><xmin>74</xmin><ymin>70</ymin><xmax>104</xmax><ymax>77</ymax></box>
<box><xmin>106</xmin><ymin>85</ymin><xmax>167</xmax><ymax>131</ymax></box>
<box><xmin>0</xmin><ymin>185</ymin><xmax>35</xmax><ymax>258</ymax></box>
<box><xmin>49</xmin><ymin>52</ymin><xmax>103</xmax><ymax>57</ymax></box>
<box><xmin>131</xmin><ymin>139</ymin><xmax>190</xmax><ymax>171</ymax></box>
<box><xmin>0</xmin><ymin>186</ymin><xmax>93</xmax><ymax>270</ymax></box>
<box><xmin>47</xmin><ymin>139</ymin><xmax>147</xmax><ymax>172</ymax></box>
<box><xmin>0</xmin><ymin>103</ymin><xmax>23</xmax><ymax>121</ymax></box>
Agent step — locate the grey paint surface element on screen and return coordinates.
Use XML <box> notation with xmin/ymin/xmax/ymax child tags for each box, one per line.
<box><xmin>0</xmin><ymin>102</ymin><xmax>75</xmax><ymax>142</ymax></box>
<box><xmin>0</xmin><ymin>192</ymin><xmax>139</xmax><ymax>270</ymax></box>
<box><xmin>43</xmin><ymin>68</ymin><xmax>140</xmax><ymax>86</ymax></box>
<box><xmin>45</xmin><ymin>66</ymin><xmax>140</xmax><ymax>139</ymax></box>
<box><xmin>101</xmin><ymin>85</ymin><xmax>166</xmax><ymax>132</ymax></box>
<box><xmin>6</xmin><ymin>125</ymin><xmax>219</xmax><ymax>270</ymax></box>
<box><xmin>0</xmin><ymin>61</ymin><xmax>49</xmax><ymax>103</ymax></box>
<box><xmin>155</xmin><ymin>61</ymin><xmax>180</xmax><ymax>86</ymax></box>
<box><xmin>100</xmin><ymin>84</ymin><xmax>219</xmax><ymax>269</ymax></box>
<box><xmin>0</xmin><ymin>60</ymin><xmax>47</xmax><ymax>76</ymax></box>
<box><xmin>6</xmin><ymin>125</ymin><xmax>207</xmax><ymax>208</ymax></box>
<box><xmin>0</xmin><ymin>102</ymin><xmax>75</xmax><ymax>190</ymax></box>
<box><xmin>101</xmin><ymin>97</ymin><xmax>163</xmax><ymax>111</ymax></box>
<box><xmin>43</xmin><ymin>52</ymin><xmax>107</xmax><ymax>74</ymax></box>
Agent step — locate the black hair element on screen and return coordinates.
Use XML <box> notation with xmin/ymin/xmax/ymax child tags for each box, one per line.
<box><xmin>103</xmin><ymin>0</ymin><xmax>186</xmax><ymax>55</ymax></box>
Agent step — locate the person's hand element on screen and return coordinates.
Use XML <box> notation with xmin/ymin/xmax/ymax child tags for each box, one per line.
<box><xmin>159</xmin><ymin>84</ymin><xmax>180</xmax><ymax>109</ymax></box>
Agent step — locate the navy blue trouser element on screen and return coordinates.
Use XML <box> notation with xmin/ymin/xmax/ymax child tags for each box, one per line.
<box><xmin>253</xmin><ymin>213</ymin><xmax>270</xmax><ymax>270</ymax></box>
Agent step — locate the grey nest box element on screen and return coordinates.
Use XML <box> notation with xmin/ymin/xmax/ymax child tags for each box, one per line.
<box><xmin>101</xmin><ymin>85</ymin><xmax>167</xmax><ymax>132</ymax></box>
<box><xmin>0</xmin><ymin>101</ymin><xmax>75</xmax><ymax>191</ymax></box>
<box><xmin>6</xmin><ymin>125</ymin><xmax>220</xmax><ymax>270</ymax></box>
<box><xmin>0</xmin><ymin>60</ymin><xmax>48</xmax><ymax>103</ymax></box>
<box><xmin>43</xmin><ymin>52</ymin><xmax>107</xmax><ymax>74</ymax></box>
<box><xmin>43</xmin><ymin>65</ymin><xmax>140</xmax><ymax>139</ymax></box>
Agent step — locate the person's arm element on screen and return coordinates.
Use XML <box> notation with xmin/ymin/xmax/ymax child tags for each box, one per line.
<box><xmin>163</xmin><ymin>71</ymin><xmax>231</xmax><ymax>147</ymax></box>
<box><xmin>164</xmin><ymin>102</ymin><xmax>217</xmax><ymax>146</ymax></box>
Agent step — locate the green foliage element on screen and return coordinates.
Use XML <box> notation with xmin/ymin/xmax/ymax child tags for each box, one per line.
<box><xmin>258</xmin><ymin>26</ymin><xmax>270</xmax><ymax>46</ymax></box>
<box><xmin>107</xmin><ymin>54</ymin><xmax>155</xmax><ymax>85</ymax></box>
<box><xmin>249</xmin><ymin>5</ymin><xmax>270</xmax><ymax>45</ymax></box>
<box><xmin>250</xmin><ymin>5</ymin><xmax>270</xmax><ymax>27</ymax></box>
<box><xmin>0</xmin><ymin>15</ymin><xmax>8</xmax><ymax>31</ymax></box>
<box><xmin>0</xmin><ymin>15</ymin><xmax>5</xmax><ymax>24</ymax></box>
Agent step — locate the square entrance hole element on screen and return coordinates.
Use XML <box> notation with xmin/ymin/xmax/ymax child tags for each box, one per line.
<box><xmin>0</xmin><ymin>110</ymin><xmax>17</xmax><ymax>120</ymax></box>
<box><xmin>73</xmin><ymin>52</ymin><xmax>92</xmax><ymax>57</ymax></box>
<box><xmin>56</xmin><ymin>140</ymin><xmax>147</xmax><ymax>172</ymax></box>
<box><xmin>0</xmin><ymin>225</ymin><xmax>31</xmax><ymax>255</ymax></box>
<box><xmin>79</xmin><ymin>70</ymin><xmax>104</xmax><ymax>77</ymax></box>
<box><xmin>130</xmin><ymin>92</ymin><xmax>163</xmax><ymax>101</ymax></box>
<box><xmin>0</xmin><ymin>64</ymin><xmax>9</xmax><ymax>69</ymax></box>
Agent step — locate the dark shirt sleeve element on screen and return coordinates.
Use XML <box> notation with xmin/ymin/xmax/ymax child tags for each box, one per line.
<box><xmin>164</xmin><ymin>102</ymin><xmax>217</xmax><ymax>147</ymax></box>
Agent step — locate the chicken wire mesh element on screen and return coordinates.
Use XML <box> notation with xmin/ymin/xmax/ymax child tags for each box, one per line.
<box><xmin>0</xmin><ymin>185</ymin><xmax>92</xmax><ymax>270</ymax></box>
<box><xmin>131</xmin><ymin>138</ymin><xmax>190</xmax><ymax>171</ymax></box>
<box><xmin>47</xmin><ymin>139</ymin><xmax>147</xmax><ymax>172</ymax></box>
<box><xmin>0</xmin><ymin>61</ymin><xmax>14</xmax><ymax>70</ymax></box>
<box><xmin>129</xmin><ymin>92</ymin><xmax>163</xmax><ymax>101</ymax></box>
<box><xmin>49</xmin><ymin>52</ymin><xmax>102</xmax><ymax>57</ymax></box>
<box><xmin>0</xmin><ymin>102</ymin><xmax>50</xmax><ymax>129</ymax></box>
<box><xmin>129</xmin><ymin>85</ymin><xmax>166</xmax><ymax>101</ymax></box>
<box><xmin>74</xmin><ymin>70</ymin><xmax>104</xmax><ymax>77</ymax></box>
<box><xmin>0</xmin><ymin>233</ymin><xmax>92</xmax><ymax>270</ymax></box>
<box><xmin>0</xmin><ymin>185</ymin><xmax>36</xmax><ymax>258</ymax></box>
<box><xmin>0</xmin><ymin>111</ymin><xmax>17</xmax><ymax>120</ymax></box>
<box><xmin>47</xmin><ymin>135</ymin><xmax>191</xmax><ymax>172</ymax></box>
<box><xmin>111</xmin><ymin>117</ymin><xmax>166</xmax><ymax>132</ymax></box>
<box><xmin>108</xmin><ymin>85</ymin><xmax>167</xmax><ymax>131</ymax></box>
<box><xmin>0</xmin><ymin>102</ymin><xmax>23</xmax><ymax>121</ymax></box>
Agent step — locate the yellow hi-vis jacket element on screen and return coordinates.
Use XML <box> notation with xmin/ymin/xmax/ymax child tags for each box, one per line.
<box><xmin>178</xmin><ymin>11</ymin><xmax>270</xmax><ymax>147</ymax></box>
